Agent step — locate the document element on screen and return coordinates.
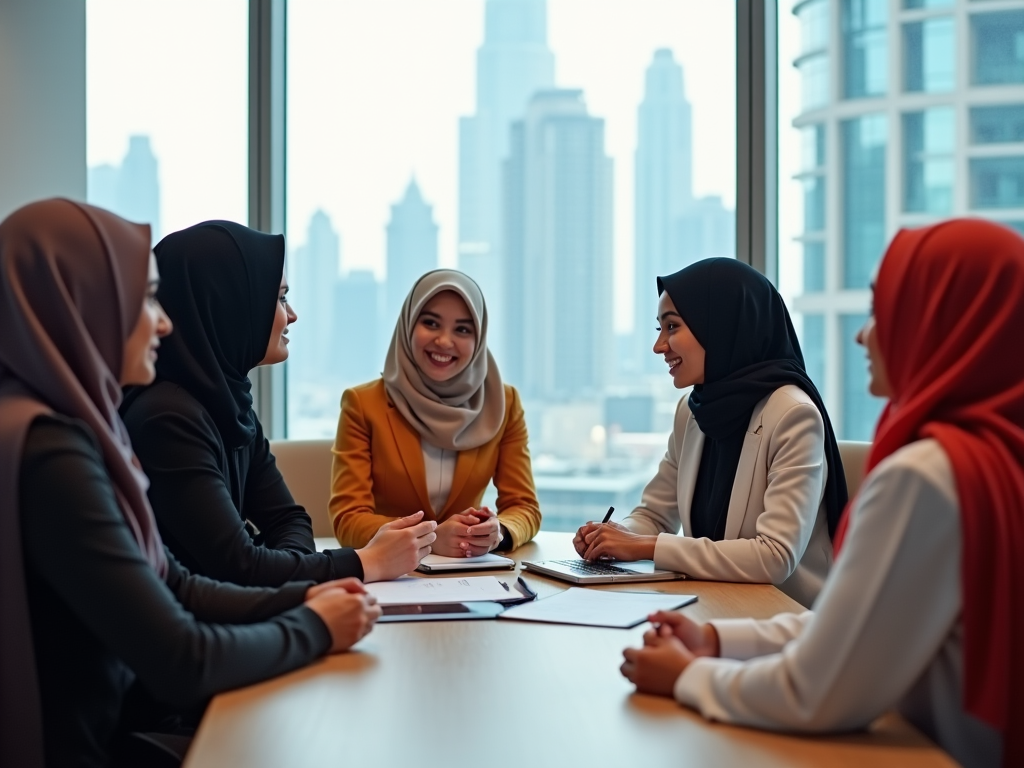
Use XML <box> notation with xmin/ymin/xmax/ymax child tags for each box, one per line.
<box><xmin>497</xmin><ymin>587</ymin><xmax>697</xmax><ymax>629</ymax></box>
<box><xmin>366</xmin><ymin>576</ymin><xmax>516</xmax><ymax>606</ymax></box>
<box><xmin>417</xmin><ymin>552</ymin><xmax>515</xmax><ymax>572</ymax></box>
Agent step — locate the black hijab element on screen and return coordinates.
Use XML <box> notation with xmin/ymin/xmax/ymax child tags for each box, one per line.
<box><xmin>135</xmin><ymin>221</ymin><xmax>285</xmax><ymax>448</ymax></box>
<box><xmin>658</xmin><ymin>258</ymin><xmax>847</xmax><ymax>540</ymax></box>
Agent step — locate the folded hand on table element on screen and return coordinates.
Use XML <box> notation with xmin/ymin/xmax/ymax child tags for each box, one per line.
<box><xmin>432</xmin><ymin>506</ymin><xmax>502</xmax><ymax>557</ymax></box>
<box><xmin>304</xmin><ymin>577</ymin><xmax>382</xmax><ymax>652</ymax></box>
<box><xmin>621</xmin><ymin>627</ymin><xmax>696</xmax><ymax>697</ymax></box>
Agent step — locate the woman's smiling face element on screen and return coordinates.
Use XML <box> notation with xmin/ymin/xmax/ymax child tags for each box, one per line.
<box><xmin>411</xmin><ymin>290</ymin><xmax>477</xmax><ymax>382</ymax></box>
<box><xmin>652</xmin><ymin>290</ymin><xmax>705</xmax><ymax>389</ymax></box>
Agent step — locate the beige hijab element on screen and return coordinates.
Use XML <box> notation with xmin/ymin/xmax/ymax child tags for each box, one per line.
<box><xmin>383</xmin><ymin>269</ymin><xmax>505</xmax><ymax>451</ymax></box>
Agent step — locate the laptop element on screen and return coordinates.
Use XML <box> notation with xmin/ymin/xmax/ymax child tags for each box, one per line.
<box><xmin>521</xmin><ymin>558</ymin><xmax>685</xmax><ymax>585</ymax></box>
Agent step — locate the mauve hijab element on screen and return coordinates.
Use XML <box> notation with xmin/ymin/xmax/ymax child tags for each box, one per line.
<box><xmin>0</xmin><ymin>199</ymin><xmax>167</xmax><ymax>768</ymax></box>
<box><xmin>383</xmin><ymin>269</ymin><xmax>505</xmax><ymax>451</ymax></box>
<box><xmin>140</xmin><ymin>221</ymin><xmax>285</xmax><ymax>448</ymax></box>
<box><xmin>658</xmin><ymin>258</ymin><xmax>847</xmax><ymax>540</ymax></box>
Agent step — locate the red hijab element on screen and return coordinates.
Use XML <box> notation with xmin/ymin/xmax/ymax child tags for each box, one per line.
<box><xmin>834</xmin><ymin>219</ymin><xmax>1024</xmax><ymax>766</ymax></box>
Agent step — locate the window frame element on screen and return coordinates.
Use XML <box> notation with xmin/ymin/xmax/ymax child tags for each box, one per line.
<box><xmin>248</xmin><ymin>0</ymin><xmax>778</xmax><ymax>438</ymax></box>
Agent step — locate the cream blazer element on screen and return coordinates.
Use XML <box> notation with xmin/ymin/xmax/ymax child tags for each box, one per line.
<box><xmin>622</xmin><ymin>384</ymin><xmax>832</xmax><ymax>607</ymax></box>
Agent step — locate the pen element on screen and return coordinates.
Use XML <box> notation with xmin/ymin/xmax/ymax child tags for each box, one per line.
<box><xmin>601</xmin><ymin>506</ymin><xmax>615</xmax><ymax>524</ymax></box>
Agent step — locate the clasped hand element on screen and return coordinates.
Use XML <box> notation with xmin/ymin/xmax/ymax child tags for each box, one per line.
<box><xmin>620</xmin><ymin>611</ymin><xmax>721</xmax><ymax>697</ymax></box>
<box><xmin>304</xmin><ymin>577</ymin><xmax>382</xmax><ymax>653</ymax></box>
<box><xmin>572</xmin><ymin>520</ymin><xmax>657</xmax><ymax>562</ymax></box>
<box><xmin>432</xmin><ymin>506</ymin><xmax>502</xmax><ymax>557</ymax></box>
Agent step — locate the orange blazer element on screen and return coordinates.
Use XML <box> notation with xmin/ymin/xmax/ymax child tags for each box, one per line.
<box><xmin>329</xmin><ymin>378</ymin><xmax>541</xmax><ymax>549</ymax></box>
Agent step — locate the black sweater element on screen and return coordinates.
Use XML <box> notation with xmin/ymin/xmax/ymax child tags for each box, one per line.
<box><xmin>121</xmin><ymin>381</ymin><xmax>362</xmax><ymax>586</ymax></box>
<box><xmin>20</xmin><ymin>415</ymin><xmax>331</xmax><ymax>768</ymax></box>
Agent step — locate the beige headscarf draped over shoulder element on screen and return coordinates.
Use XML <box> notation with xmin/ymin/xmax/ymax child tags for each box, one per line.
<box><xmin>383</xmin><ymin>269</ymin><xmax>505</xmax><ymax>451</ymax></box>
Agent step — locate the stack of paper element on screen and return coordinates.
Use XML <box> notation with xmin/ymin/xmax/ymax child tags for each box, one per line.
<box><xmin>366</xmin><ymin>576</ymin><xmax>515</xmax><ymax>606</ymax></box>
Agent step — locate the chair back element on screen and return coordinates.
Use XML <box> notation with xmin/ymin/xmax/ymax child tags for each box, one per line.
<box><xmin>269</xmin><ymin>439</ymin><xmax>336</xmax><ymax>539</ymax></box>
<box><xmin>837</xmin><ymin>440</ymin><xmax>871</xmax><ymax>497</ymax></box>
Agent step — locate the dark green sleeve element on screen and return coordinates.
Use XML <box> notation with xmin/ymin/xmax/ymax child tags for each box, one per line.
<box><xmin>19</xmin><ymin>416</ymin><xmax>332</xmax><ymax>710</ymax></box>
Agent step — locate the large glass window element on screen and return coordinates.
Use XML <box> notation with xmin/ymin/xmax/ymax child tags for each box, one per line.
<box><xmin>843</xmin><ymin>0</ymin><xmax>888</xmax><ymax>99</ymax></box>
<box><xmin>971</xmin><ymin>157</ymin><xmax>1024</xmax><ymax>208</ymax></box>
<box><xmin>841</xmin><ymin>313</ymin><xmax>883</xmax><ymax>440</ymax></box>
<box><xmin>86</xmin><ymin>1</ymin><xmax>248</xmax><ymax>243</ymax></box>
<box><xmin>970</xmin><ymin>104</ymin><xmax>1024</xmax><ymax>144</ymax></box>
<box><xmin>904</xmin><ymin>17</ymin><xmax>955</xmax><ymax>93</ymax></box>
<box><xmin>904</xmin><ymin>108</ymin><xmax>955</xmax><ymax>214</ymax></box>
<box><xmin>972</xmin><ymin>10</ymin><xmax>1024</xmax><ymax>86</ymax></box>
<box><xmin>286</xmin><ymin>0</ymin><xmax>736</xmax><ymax>531</ymax></box>
<box><xmin>842</xmin><ymin>114</ymin><xmax>887</xmax><ymax>289</ymax></box>
<box><xmin>796</xmin><ymin>0</ymin><xmax>831</xmax><ymax>110</ymax></box>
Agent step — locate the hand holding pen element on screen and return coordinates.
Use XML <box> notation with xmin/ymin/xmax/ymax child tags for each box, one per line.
<box><xmin>572</xmin><ymin>505</ymin><xmax>659</xmax><ymax>562</ymax></box>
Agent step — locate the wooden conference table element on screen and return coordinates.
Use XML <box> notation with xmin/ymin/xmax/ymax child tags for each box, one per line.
<box><xmin>183</xmin><ymin>532</ymin><xmax>957</xmax><ymax>768</ymax></box>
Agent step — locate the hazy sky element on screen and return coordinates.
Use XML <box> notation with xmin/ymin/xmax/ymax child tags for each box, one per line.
<box><xmin>85</xmin><ymin>2</ymin><xmax>812</xmax><ymax>334</ymax></box>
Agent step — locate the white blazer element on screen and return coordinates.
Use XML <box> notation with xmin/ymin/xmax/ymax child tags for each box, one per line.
<box><xmin>674</xmin><ymin>440</ymin><xmax>1000</xmax><ymax>768</ymax></box>
<box><xmin>622</xmin><ymin>384</ymin><xmax>832</xmax><ymax>607</ymax></box>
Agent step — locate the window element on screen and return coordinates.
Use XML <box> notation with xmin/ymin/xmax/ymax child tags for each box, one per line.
<box><xmin>972</xmin><ymin>10</ymin><xmax>1024</xmax><ymax>85</ymax></box>
<box><xmin>971</xmin><ymin>157</ymin><xmax>1024</xmax><ymax>208</ymax></box>
<box><xmin>842</xmin><ymin>114</ymin><xmax>887</xmax><ymax>289</ymax></box>
<box><xmin>841</xmin><ymin>313</ymin><xmax>883</xmax><ymax>440</ymax></box>
<box><xmin>86</xmin><ymin>1</ymin><xmax>248</xmax><ymax>243</ymax></box>
<box><xmin>904</xmin><ymin>108</ymin><xmax>955</xmax><ymax>214</ymax></box>
<box><xmin>843</xmin><ymin>0</ymin><xmax>888</xmax><ymax>99</ymax></box>
<box><xmin>286</xmin><ymin>0</ymin><xmax>736</xmax><ymax>531</ymax></box>
<box><xmin>904</xmin><ymin>17</ymin><xmax>955</xmax><ymax>92</ymax></box>
<box><xmin>970</xmin><ymin>104</ymin><xmax>1024</xmax><ymax>143</ymax></box>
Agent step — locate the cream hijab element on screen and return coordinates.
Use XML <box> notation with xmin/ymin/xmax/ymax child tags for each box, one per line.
<box><xmin>383</xmin><ymin>269</ymin><xmax>505</xmax><ymax>451</ymax></box>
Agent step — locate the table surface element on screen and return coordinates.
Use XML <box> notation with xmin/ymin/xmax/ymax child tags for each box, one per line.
<box><xmin>183</xmin><ymin>532</ymin><xmax>958</xmax><ymax>768</ymax></box>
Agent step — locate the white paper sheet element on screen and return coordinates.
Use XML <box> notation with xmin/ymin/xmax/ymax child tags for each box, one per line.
<box><xmin>365</xmin><ymin>576</ymin><xmax>515</xmax><ymax>606</ymax></box>
<box><xmin>498</xmin><ymin>587</ymin><xmax>696</xmax><ymax>629</ymax></box>
<box><xmin>417</xmin><ymin>553</ymin><xmax>515</xmax><ymax>571</ymax></box>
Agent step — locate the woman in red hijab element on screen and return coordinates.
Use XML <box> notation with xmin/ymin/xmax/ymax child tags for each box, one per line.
<box><xmin>619</xmin><ymin>219</ymin><xmax>1024</xmax><ymax>768</ymax></box>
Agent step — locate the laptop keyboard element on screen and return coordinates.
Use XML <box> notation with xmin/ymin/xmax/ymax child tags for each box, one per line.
<box><xmin>550</xmin><ymin>559</ymin><xmax>634</xmax><ymax>576</ymax></box>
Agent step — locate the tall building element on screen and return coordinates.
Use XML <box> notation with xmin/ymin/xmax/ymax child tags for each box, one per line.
<box><xmin>632</xmin><ymin>51</ymin><xmax>735</xmax><ymax>372</ymax></box>
<box><xmin>334</xmin><ymin>269</ymin><xmax>383</xmax><ymax>386</ymax></box>
<box><xmin>634</xmin><ymin>49</ymin><xmax>693</xmax><ymax>371</ymax></box>
<box><xmin>788</xmin><ymin>0</ymin><xmax>1024</xmax><ymax>440</ymax></box>
<box><xmin>385</xmin><ymin>178</ymin><xmax>439</xmax><ymax>326</ymax></box>
<box><xmin>502</xmin><ymin>89</ymin><xmax>614</xmax><ymax>400</ymax></box>
<box><xmin>458</xmin><ymin>0</ymin><xmax>555</xmax><ymax>350</ymax></box>
<box><xmin>87</xmin><ymin>134</ymin><xmax>161</xmax><ymax>243</ymax></box>
<box><xmin>290</xmin><ymin>209</ymin><xmax>340</xmax><ymax>380</ymax></box>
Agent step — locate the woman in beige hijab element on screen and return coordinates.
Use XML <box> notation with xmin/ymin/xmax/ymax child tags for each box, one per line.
<box><xmin>330</xmin><ymin>269</ymin><xmax>541</xmax><ymax>556</ymax></box>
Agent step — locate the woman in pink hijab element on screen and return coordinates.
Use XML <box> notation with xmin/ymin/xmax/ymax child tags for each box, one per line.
<box><xmin>0</xmin><ymin>200</ymin><xmax>380</xmax><ymax>768</ymax></box>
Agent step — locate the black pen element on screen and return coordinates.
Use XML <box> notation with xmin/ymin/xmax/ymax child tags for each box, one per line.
<box><xmin>601</xmin><ymin>506</ymin><xmax>615</xmax><ymax>524</ymax></box>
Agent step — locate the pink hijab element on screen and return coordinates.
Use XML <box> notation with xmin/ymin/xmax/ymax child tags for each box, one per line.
<box><xmin>0</xmin><ymin>199</ymin><xmax>167</xmax><ymax>767</ymax></box>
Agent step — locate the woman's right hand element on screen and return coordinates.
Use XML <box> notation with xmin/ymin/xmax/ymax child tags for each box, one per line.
<box><xmin>356</xmin><ymin>511</ymin><xmax>437</xmax><ymax>582</ymax></box>
<box><xmin>646</xmin><ymin>610</ymin><xmax>720</xmax><ymax>658</ymax></box>
<box><xmin>305</xmin><ymin>579</ymin><xmax>382</xmax><ymax>653</ymax></box>
<box><xmin>432</xmin><ymin>509</ymin><xmax>496</xmax><ymax>557</ymax></box>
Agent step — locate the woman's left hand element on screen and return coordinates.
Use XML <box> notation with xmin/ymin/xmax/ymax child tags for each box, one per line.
<box><xmin>433</xmin><ymin>507</ymin><xmax>502</xmax><ymax>557</ymax></box>
<box><xmin>579</xmin><ymin>521</ymin><xmax>658</xmax><ymax>562</ymax></box>
<box><xmin>620</xmin><ymin>627</ymin><xmax>696</xmax><ymax>697</ymax></box>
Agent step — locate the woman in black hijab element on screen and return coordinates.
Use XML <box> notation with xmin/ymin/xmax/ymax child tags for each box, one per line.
<box><xmin>121</xmin><ymin>221</ymin><xmax>436</xmax><ymax>587</ymax></box>
<box><xmin>575</xmin><ymin>258</ymin><xmax>846</xmax><ymax>607</ymax></box>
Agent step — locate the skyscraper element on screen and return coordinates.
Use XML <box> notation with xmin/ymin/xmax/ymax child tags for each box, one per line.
<box><xmin>385</xmin><ymin>178</ymin><xmax>439</xmax><ymax>326</ymax></box>
<box><xmin>633</xmin><ymin>49</ymin><xmax>693</xmax><ymax>372</ymax></box>
<box><xmin>503</xmin><ymin>89</ymin><xmax>614</xmax><ymax>400</ymax></box>
<box><xmin>290</xmin><ymin>209</ymin><xmax>340</xmax><ymax>379</ymax></box>
<box><xmin>334</xmin><ymin>269</ymin><xmax>384</xmax><ymax>386</ymax></box>
<box><xmin>86</xmin><ymin>134</ymin><xmax>161</xmax><ymax>243</ymax></box>
<box><xmin>459</xmin><ymin>0</ymin><xmax>555</xmax><ymax>349</ymax></box>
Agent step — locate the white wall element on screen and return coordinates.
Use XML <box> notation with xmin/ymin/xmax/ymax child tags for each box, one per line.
<box><xmin>0</xmin><ymin>0</ymin><xmax>86</xmax><ymax>221</ymax></box>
